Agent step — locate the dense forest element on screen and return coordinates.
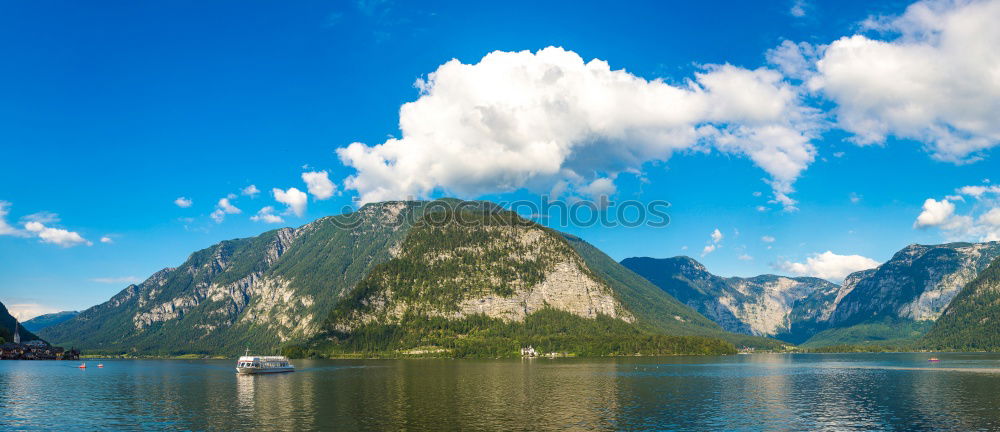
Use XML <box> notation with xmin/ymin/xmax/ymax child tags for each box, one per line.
<box><xmin>921</xmin><ymin>257</ymin><xmax>1000</xmax><ymax>351</ymax></box>
<box><xmin>305</xmin><ymin>308</ymin><xmax>735</xmax><ymax>358</ymax></box>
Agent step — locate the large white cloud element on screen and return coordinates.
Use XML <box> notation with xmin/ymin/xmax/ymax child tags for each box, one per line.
<box><xmin>915</xmin><ymin>182</ymin><xmax>1000</xmax><ymax>241</ymax></box>
<box><xmin>24</xmin><ymin>221</ymin><xmax>92</xmax><ymax>247</ymax></box>
<box><xmin>808</xmin><ymin>0</ymin><xmax>1000</xmax><ymax>162</ymax></box>
<box><xmin>914</xmin><ymin>198</ymin><xmax>957</xmax><ymax>228</ymax></box>
<box><xmin>337</xmin><ymin>47</ymin><xmax>818</xmax><ymax>207</ymax></box>
<box><xmin>273</xmin><ymin>187</ymin><xmax>308</xmax><ymax>217</ymax></box>
<box><xmin>778</xmin><ymin>251</ymin><xmax>881</xmax><ymax>282</ymax></box>
<box><xmin>302</xmin><ymin>171</ymin><xmax>337</xmax><ymax>200</ymax></box>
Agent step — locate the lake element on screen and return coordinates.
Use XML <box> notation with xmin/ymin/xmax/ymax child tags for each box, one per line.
<box><xmin>3</xmin><ymin>353</ymin><xmax>1000</xmax><ymax>431</ymax></box>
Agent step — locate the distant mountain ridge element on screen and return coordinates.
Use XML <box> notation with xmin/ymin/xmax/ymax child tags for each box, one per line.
<box><xmin>827</xmin><ymin>242</ymin><xmax>1000</xmax><ymax>325</ymax></box>
<box><xmin>623</xmin><ymin>241</ymin><xmax>1000</xmax><ymax>346</ymax></box>
<box><xmin>21</xmin><ymin>311</ymin><xmax>78</xmax><ymax>332</ymax></box>
<box><xmin>621</xmin><ymin>256</ymin><xmax>839</xmax><ymax>343</ymax></box>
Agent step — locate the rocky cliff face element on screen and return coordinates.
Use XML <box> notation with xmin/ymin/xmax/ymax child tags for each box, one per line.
<box><xmin>827</xmin><ymin>242</ymin><xmax>1000</xmax><ymax>326</ymax></box>
<box><xmin>44</xmin><ymin>200</ymin><xmax>721</xmax><ymax>356</ymax></box>
<box><xmin>624</xmin><ymin>242</ymin><xmax>1000</xmax><ymax>346</ymax></box>
<box><xmin>328</xmin><ymin>209</ymin><xmax>633</xmax><ymax>332</ymax></box>
<box><xmin>922</xmin><ymin>256</ymin><xmax>1000</xmax><ymax>350</ymax></box>
<box><xmin>41</xmin><ymin>201</ymin><xmax>428</xmax><ymax>354</ymax></box>
<box><xmin>621</xmin><ymin>257</ymin><xmax>837</xmax><ymax>343</ymax></box>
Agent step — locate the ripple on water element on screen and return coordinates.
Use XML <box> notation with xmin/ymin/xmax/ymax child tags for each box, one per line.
<box><xmin>4</xmin><ymin>354</ymin><xmax>1000</xmax><ymax>431</ymax></box>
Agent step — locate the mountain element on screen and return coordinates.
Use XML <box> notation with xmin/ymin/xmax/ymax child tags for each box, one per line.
<box><xmin>21</xmin><ymin>311</ymin><xmax>79</xmax><ymax>332</ymax></box>
<box><xmin>620</xmin><ymin>257</ymin><xmax>838</xmax><ymax>344</ymax></box>
<box><xmin>621</xmin><ymin>242</ymin><xmax>1000</xmax><ymax>347</ymax></box>
<box><xmin>43</xmin><ymin>200</ymin><xmax>745</xmax><ymax>357</ymax></box>
<box><xmin>920</xmin><ymin>256</ymin><xmax>1000</xmax><ymax>350</ymax></box>
<box><xmin>311</xmin><ymin>206</ymin><xmax>745</xmax><ymax>356</ymax></box>
<box><xmin>803</xmin><ymin>242</ymin><xmax>1000</xmax><ymax>346</ymax></box>
<box><xmin>563</xmin><ymin>237</ymin><xmax>783</xmax><ymax>349</ymax></box>
<box><xmin>41</xmin><ymin>201</ymin><xmax>429</xmax><ymax>355</ymax></box>
<box><xmin>0</xmin><ymin>301</ymin><xmax>41</xmax><ymax>344</ymax></box>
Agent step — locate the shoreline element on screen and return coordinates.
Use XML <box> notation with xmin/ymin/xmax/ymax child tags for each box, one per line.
<box><xmin>67</xmin><ymin>349</ymin><xmax>995</xmax><ymax>361</ymax></box>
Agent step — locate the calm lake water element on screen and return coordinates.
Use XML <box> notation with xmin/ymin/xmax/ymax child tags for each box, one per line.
<box><xmin>3</xmin><ymin>353</ymin><xmax>1000</xmax><ymax>431</ymax></box>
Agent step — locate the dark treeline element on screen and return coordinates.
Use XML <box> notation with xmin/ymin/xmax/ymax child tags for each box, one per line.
<box><xmin>920</xmin><ymin>257</ymin><xmax>1000</xmax><ymax>351</ymax></box>
<box><xmin>307</xmin><ymin>309</ymin><xmax>735</xmax><ymax>358</ymax></box>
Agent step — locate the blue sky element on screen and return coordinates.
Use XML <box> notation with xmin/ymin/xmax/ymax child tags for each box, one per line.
<box><xmin>2</xmin><ymin>0</ymin><xmax>999</xmax><ymax>319</ymax></box>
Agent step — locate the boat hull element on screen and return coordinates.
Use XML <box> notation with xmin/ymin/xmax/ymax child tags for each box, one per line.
<box><xmin>236</xmin><ymin>366</ymin><xmax>294</xmax><ymax>375</ymax></box>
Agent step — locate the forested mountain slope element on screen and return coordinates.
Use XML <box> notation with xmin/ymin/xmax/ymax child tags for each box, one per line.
<box><xmin>922</xmin><ymin>257</ymin><xmax>1000</xmax><ymax>350</ymax></box>
<box><xmin>43</xmin><ymin>200</ymin><xmax>742</xmax><ymax>357</ymax></box>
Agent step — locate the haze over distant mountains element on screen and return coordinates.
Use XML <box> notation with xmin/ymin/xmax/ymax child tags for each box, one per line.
<box><xmin>21</xmin><ymin>311</ymin><xmax>79</xmax><ymax>333</ymax></box>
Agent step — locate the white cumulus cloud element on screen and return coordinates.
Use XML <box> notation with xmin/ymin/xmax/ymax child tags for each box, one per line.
<box><xmin>337</xmin><ymin>47</ymin><xmax>818</xmax><ymax>208</ymax></box>
<box><xmin>915</xmin><ymin>182</ymin><xmax>1000</xmax><ymax>241</ymax></box>
<box><xmin>761</xmin><ymin>235</ymin><xmax>776</xmax><ymax>243</ymax></box>
<box><xmin>958</xmin><ymin>184</ymin><xmax>1000</xmax><ymax>198</ymax></box>
<box><xmin>273</xmin><ymin>187</ymin><xmax>308</xmax><ymax>217</ymax></box>
<box><xmin>210</xmin><ymin>197</ymin><xmax>242</xmax><ymax>223</ymax></box>
<box><xmin>24</xmin><ymin>221</ymin><xmax>92</xmax><ymax>247</ymax></box>
<box><xmin>702</xmin><ymin>228</ymin><xmax>725</xmax><ymax>256</ymax></box>
<box><xmin>778</xmin><ymin>251</ymin><xmax>880</xmax><ymax>282</ymax></box>
<box><xmin>242</xmin><ymin>185</ymin><xmax>260</xmax><ymax>197</ymax></box>
<box><xmin>100</xmin><ymin>236</ymin><xmax>113</xmax><ymax>244</ymax></box>
<box><xmin>808</xmin><ymin>0</ymin><xmax>1000</xmax><ymax>162</ymax></box>
<box><xmin>914</xmin><ymin>198</ymin><xmax>957</xmax><ymax>228</ymax></box>
<box><xmin>302</xmin><ymin>171</ymin><xmax>337</xmax><ymax>200</ymax></box>
<box><xmin>250</xmin><ymin>206</ymin><xmax>285</xmax><ymax>224</ymax></box>
<box><xmin>980</xmin><ymin>208</ymin><xmax>1000</xmax><ymax>227</ymax></box>
<box><xmin>174</xmin><ymin>197</ymin><xmax>193</xmax><ymax>208</ymax></box>
<box><xmin>710</xmin><ymin>228</ymin><xmax>724</xmax><ymax>243</ymax></box>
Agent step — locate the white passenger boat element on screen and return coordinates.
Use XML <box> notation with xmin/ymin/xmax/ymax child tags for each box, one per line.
<box><xmin>236</xmin><ymin>349</ymin><xmax>295</xmax><ymax>374</ymax></box>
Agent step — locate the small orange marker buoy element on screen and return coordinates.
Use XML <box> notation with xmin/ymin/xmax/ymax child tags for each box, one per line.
<box><xmin>928</xmin><ymin>358</ymin><xmax>940</xmax><ymax>362</ymax></box>
<box><xmin>97</xmin><ymin>363</ymin><xmax>104</xmax><ymax>368</ymax></box>
<box><xmin>78</xmin><ymin>363</ymin><xmax>86</xmax><ymax>368</ymax></box>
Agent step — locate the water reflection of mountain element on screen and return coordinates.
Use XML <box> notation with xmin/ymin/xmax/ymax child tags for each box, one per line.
<box><xmin>10</xmin><ymin>356</ymin><xmax>1000</xmax><ymax>430</ymax></box>
<box><xmin>308</xmin><ymin>359</ymin><xmax>622</xmax><ymax>430</ymax></box>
